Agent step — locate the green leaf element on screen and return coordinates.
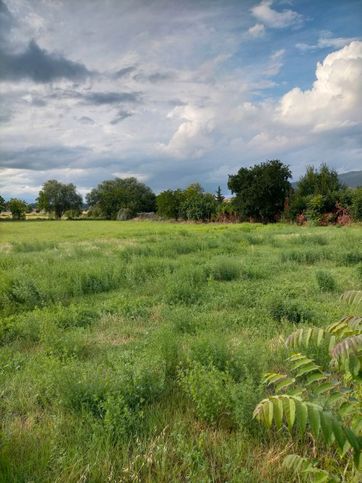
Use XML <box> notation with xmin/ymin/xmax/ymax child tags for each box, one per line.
<box><xmin>308</xmin><ymin>404</ymin><xmax>321</xmax><ymax>437</ymax></box>
<box><xmin>272</xmin><ymin>397</ymin><xmax>283</xmax><ymax>429</ymax></box>
<box><xmin>284</xmin><ymin>397</ymin><xmax>296</xmax><ymax>431</ymax></box>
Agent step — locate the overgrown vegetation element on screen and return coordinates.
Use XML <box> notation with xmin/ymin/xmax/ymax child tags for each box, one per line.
<box><xmin>0</xmin><ymin>221</ymin><xmax>361</xmax><ymax>481</ymax></box>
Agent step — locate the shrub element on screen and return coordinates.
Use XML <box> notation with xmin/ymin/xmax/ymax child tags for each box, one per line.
<box><xmin>209</xmin><ymin>257</ymin><xmax>240</xmax><ymax>281</ymax></box>
<box><xmin>315</xmin><ymin>270</ymin><xmax>337</xmax><ymax>292</ymax></box>
<box><xmin>254</xmin><ymin>308</ymin><xmax>362</xmax><ymax>481</ymax></box>
<box><xmin>8</xmin><ymin>276</ymin><xmax>44</xmax><ymax>309</ymax></box>
<box><xmin>179</xmin><ymin>362</ymin><xmax>234</xmax><ymax>425</ymax></box>
<box><xmin>270</xmin><ymin>299</ymin><xmax>313</xmax><ymax>323</ymax></box>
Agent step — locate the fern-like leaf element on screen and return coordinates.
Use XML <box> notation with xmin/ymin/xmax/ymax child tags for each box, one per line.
<box><xmin>340</xmin><ymin>291</ymin><xmax>362</xmax><ymax>305</ymax></box>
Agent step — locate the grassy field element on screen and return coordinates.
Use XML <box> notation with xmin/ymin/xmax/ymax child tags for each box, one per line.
<box><xmin>0</xmin><ymin>220</ymin><xmax>361</xmax><ymax>482</ymax></box>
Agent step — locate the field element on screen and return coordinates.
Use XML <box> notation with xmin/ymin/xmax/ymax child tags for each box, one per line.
<box><xmin>0</xmin><ymin>221</ymin><xmax>361</xmax><ymax>482</ymax></box>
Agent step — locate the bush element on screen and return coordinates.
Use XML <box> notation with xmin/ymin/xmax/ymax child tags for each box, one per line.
<box><xmin>179</xmin><ymin>362</ymin><xmax>234</xmax><ymax>425</ymax></box>
<box><xmin>209</xmin><ymin>257</ymin><xmax>240</xmax><ymax>281</ymax></box>
<box><xmin>315</xmin><ymin>270</ymin><xmax>337</xmax><ymax>292</ymax></box>
<box><xmin>270</xmin><ymin>299</ymin><xmax>313</xmax><ymax>323</ymax></box>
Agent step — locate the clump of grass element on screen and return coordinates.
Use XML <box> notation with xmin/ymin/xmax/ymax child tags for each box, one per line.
<box><xmin>209</xmin><ymin>257</ymin><xmax>240</xmax><ymax>281</ymax></box>
<box><xmin>12</xmin><ymin>240</ymin><xmax>59</xmax><ymax>253</ymax></box>
<box><xmin>164</xmin><ymin>266</ymin><xmax>207</xmax><ymax>305</ymax></box>
<box><xmin>281</xmin><ymin>249</ymin><xmax>330</xmax><ymax>264</ymax></box>
<box><xmin>270</xmin><ymin>299</ymin><xmax>313</xmax><ymax>323</ymax></box>
<box><xmin>315</xmin><ymin>270</ymin><xmax>337</xmax><ymax>292</ymax></box>
<box><xmin>340</xmin><ymin>251</ymin><xmax>362</xmax><ymax>266</ymax></box>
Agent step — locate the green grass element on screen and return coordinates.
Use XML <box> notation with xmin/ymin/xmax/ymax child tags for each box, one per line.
<box><xmin>0</xmin><ymin>220</ymin><xmax>361</xmax><ymax>482</ymax></box>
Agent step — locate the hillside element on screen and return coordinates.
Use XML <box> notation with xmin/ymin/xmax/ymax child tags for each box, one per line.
<box><xmin>338</xmin><ymin>170</ymin><xmax>362</xmax><ymax>188</ymax></box>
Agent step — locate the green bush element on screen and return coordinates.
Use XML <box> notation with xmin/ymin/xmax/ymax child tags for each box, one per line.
<box><xmin>315</xmin><ymin>270</ymin><xmax>337</xmax><ymax>292</ymax></box>
<box><xmin>179</xmin><ymin>362</ymin><xmax>234</xmax><ymax>425</ymax></box>
<box><xmin>270</xmin><ymin>299</ymin><xmax>313</xmax><ymax>323</ymax></box>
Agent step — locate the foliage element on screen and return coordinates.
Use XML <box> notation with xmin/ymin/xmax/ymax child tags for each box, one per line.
<box><xmin>351</xmin><ymin>187</ymin><xmax>362</xmax><ymax>221</ymax></box>
<box><xmin>86</xmin><ymin>177</ymin><xmax>156</xmax><ymax>219</ymax></box>
<box><xmin>254</xmin><ymin>297</ymin><xmax>362</xmax><ymax>481</ymax></box>
<box><xmin>0</xmin><ymin>221</ymin><xmax>361</xmax><ymax>482</ymax></box>
<box><xmin>180</xmin><ymin>183</ymin><xmax>217</xmax><ymax>221</ymax></box>
<box><xmin>228</xmin><ymin>159</ymin><xmax>292</xmax><ymax>222</ymax></box>
<box><xmin>0</xmin><ymin>194</ymin><xmax>5</xmax><ymax>212</ymax></box>
<box><xmin>315</xmin><ymin>270</ymin><xmax>337</xmax><ymax>292</ymax></box>
<box><xmin>209</xmin><ymin>256</ymin><xmax>240</xmax><ymax>281</ymax></box>
<box><xmin>8</xmin><ymin>198</ymin><xmax>28</xmax><ymax>220</ymax></box>
<box><xmin>215</xmin><ymin>186</ymin><xmax>224</xmax><ymax>204</ymax></box>
<box><xmin>156</xmin><ymin>189</ymin><xmax>184</xmax><ymax>219</ymax></box>
<box><xmin>179</xmin><ymin>362</ymin><xmax>234</xmax><ymax>424</ymax></box>
<box><xmin>37</xmin><ymin>179</ymin><xmax>83</xmax><ymax>219</ymax></box>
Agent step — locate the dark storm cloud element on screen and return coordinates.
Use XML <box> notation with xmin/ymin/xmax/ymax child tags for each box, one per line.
<box><xmin>0</xmin><ymin>40</ymin><xmax>92</xmax><ymax>82</ymax></box>
<box><xmin>0</xmin><ymin>1</ymin><xmax>91</xmax><ymax>83</ymax></box>
<box><xmin>0</xmin><ymin>145</ymin><xmax>90</xmax><ymax>170</ymax></box>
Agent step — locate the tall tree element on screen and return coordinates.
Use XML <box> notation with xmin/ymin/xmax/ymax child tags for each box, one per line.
<box><xmin>215</xmin><ymin>186</ymin><xmax>224</xmax><ymax>204</ymax></box>
<box><xmin>37</xmin><ymin>180</ymin><xmax>83</xmax><ymax>219</ymax></box>
<box><xmin>86</xmin><ymin>177</ymin><xmax>156</xmax><ymax>219</ymax></box>
<box><xmin>228</xmin><ymin>160</ymin><xmax>292</xmax><ymax>222</ymax></box>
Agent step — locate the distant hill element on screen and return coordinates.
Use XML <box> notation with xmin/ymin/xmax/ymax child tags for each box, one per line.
<box><xmin>338</xmin><ymin>170</ymin><xmax>362</xmax><ymax>188</ymax></box>
<box><xmin>292</xmin><ymin>170</ymin><xmax>362</xmax><ymax>188</ymax></box>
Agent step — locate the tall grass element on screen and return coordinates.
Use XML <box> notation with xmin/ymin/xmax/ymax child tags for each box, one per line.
<box><xmin>0</xmin><ymin>221</ymin><xmax>360</xmax><ymax>481</ymax></box>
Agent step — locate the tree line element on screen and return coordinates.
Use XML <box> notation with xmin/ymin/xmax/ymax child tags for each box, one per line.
<box><xmin>1</xmin><ymin>160</ymin><xmax>361</xmax><ymax>223</ymax></box>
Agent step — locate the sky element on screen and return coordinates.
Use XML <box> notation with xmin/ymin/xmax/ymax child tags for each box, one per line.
<box><xmin>0</xmin><ymin>0</ymin><xmax>361</xmax><ymax>201</ymax></box>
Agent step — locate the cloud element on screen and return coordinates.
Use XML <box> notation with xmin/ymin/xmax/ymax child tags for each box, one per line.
<box><xmin>251</xmin><ymin>0</ymin><xmax>303</xmax><ymax>29</ymax></box>
<box><xmin>83</xmin><ymin>91</ymin><xmax>141</xmax><ymax>105</ymax></box>
<box><xmin>277</xmin><ymin>41</ymin><xmax>362</xmax><ymax>130</ymax></box>
<box><xmin>247</xmin><ymin>23</ymin><xmax>265</xmax><ymax>38</ymax></box>
<box><xmin>110</xmin><ymin>110</ymin><xmax>133</xmax><ymax>124</ymax></box>
<box><xmin>296</xmin><ymin>32</ymin><xmax>360</xmax><ymax>52</ymax></box>
<box><xmin>264</xmin><ymin>48</ymin><xmax>285</xmax><ymax>76</ymax></box>
<box><xmin>0</xmin><ymin>39</ymin><xmax>92</xmax><ymax>83</ymax></box>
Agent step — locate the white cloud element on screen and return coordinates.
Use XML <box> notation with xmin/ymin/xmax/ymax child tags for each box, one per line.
<box><xmin>248</xmin><ymin>23</ymin><xmax>265</xmax><ymax>38</ymax></box>
<box><xmin>296</xmin><ymin>32</ymin><xmax>360</xmax><ymax>51</ymax></box>
<box><xmin>264</xmin><ymin>48</ymin><xmax>285</xmax><ymax>76</ymax></box>
<box><xmin>277</xmin><ymin>41</ymin><xmax>362</xmax><ymax>130</ymax></box>
<box><xmin>251</xmin><ymin>0</ymin><xmax>303</xmax><ymax>29</ymax></box>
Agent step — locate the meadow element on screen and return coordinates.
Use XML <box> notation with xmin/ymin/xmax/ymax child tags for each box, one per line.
<box><xmin>0</xmin><ymin>220</ymin><xmax>361</xmax><ymax>482</ymax></box>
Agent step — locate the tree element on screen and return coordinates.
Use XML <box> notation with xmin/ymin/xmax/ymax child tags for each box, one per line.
<box><xmin>37</xmin><ymin>180</ymin><xmax>83</xmax><ymax>219</ymax></box>
<box><xmin>86</xmin><ymin>177</ymin><xmax>156</xmax><ymax>220</ymax></box>
<box><xmin>0</xmin><ymin>195</ymin><xmax>5</xmax><ymax>212</ymax></box>
<box><xmin>156</xmin><ymin>189</ymin><xmax>184</xmax><ymax>219</ymax></box>
<box><xmin>228</xmin><ymin>160</ymin><xmax>292</xmax><ymax>222</ymax></box>
<box><xmin>351</xmin><ymin>187</ymin><xmax>362</xmax><ymax>221</ymax></box>
<box><xmin>8</xmin><ymin>198</ymin><xmax>27</xmax><ymax>220</ymax></box>
<box><xmin>215</xmin><ymin>186</ymin><xmax>224</xmax><ymax>204</ymax></box>
<box><xmin>289</xmin><ymin>164</ymin><xmax>349</xmax><ymax>221</ymax></box>
<box><xmin>297</xmin><ymin>163</ymin><xmax>343</xmax><ymax>197</ymax></box>
<box><xmin>180</xmin><ymin>183</ymin><xmax>217</xmax><ymax>221</ymax></box>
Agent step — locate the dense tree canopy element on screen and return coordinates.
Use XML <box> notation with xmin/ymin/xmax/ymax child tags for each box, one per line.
<box><xmin>156</xmin><ymin>189</ymin><xmax>184</xmax><ymax>219</ymax></box>
<box><xmin>86</xmin><ymin>177</ymin><xmax>156</xmax><ymax>219</ymax></box>
<box><xmin>289</xmin><ymin>164</ymin><xmax>349</xmax><ymax>221</ymax></box>
<box><xmin>8</xmin><ymin>198</ymin><xmax>27</xmax><ymax>220</ymax></box>
<box><xmin>228</xmin><ymin>160</ymin><xmax>292</xmax><ymax>222</ymax></box>
<box><xmin>37</xmin><ymin>180</ymin><xmax>83</xmax><ymax>219</ymax></box>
